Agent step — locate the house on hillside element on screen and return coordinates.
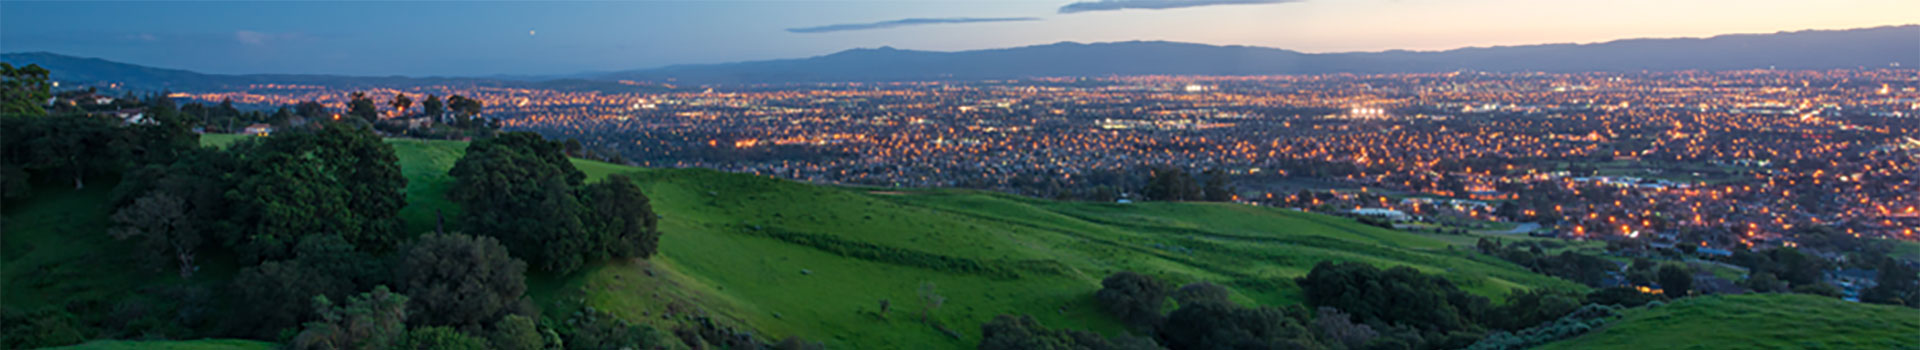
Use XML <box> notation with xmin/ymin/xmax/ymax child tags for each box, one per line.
<box><xmin>244</xmin><ymin>123</ymin><xmax>274</xmax><ymax>136</ymax></box>
<box><xmin>112</xmin><ymin>108</ymin><xmax>148</xmax><ymax>125</ymax></box>
<box><xmin>1346</xmin><ymin>208</ymin><xmax>1412</xmax><ymax>221</ymax></box>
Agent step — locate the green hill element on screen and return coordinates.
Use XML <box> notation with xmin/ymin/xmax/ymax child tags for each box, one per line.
<box><xmin>1538</xmin><ymin>294</ymin><xmax>1920</xmax><ymax>350</ymax></box>
<box><xmin>5</xmin><ymin>136</ymin><xmax>1579</xmax><ymax>349</ymax></box>
<box><xmin>439</xmin><ymin>141</ymin><xmax>1578</xmax><ymax>348</ymax></box>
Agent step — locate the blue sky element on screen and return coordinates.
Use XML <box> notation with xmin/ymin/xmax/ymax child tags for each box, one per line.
<box><xmin>2</xmin><ymin>0</ymin><xmax>1912</xmax><ymax>76</ymax></box>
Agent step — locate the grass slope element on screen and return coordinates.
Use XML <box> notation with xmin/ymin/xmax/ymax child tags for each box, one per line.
<box><xmin>516</xmin><ymin>159</ymin><xmax>1583</xmax><ymax>348</ymax></box>
<box><xmin>39</xmin><ymin>339</ymin><xmax>278</xmax><ymax>350</ymax></box>
<box><xmin>1539</xmin><ymin>294</ymin><xmax>1920</xmax><ymax>350</ymax></box>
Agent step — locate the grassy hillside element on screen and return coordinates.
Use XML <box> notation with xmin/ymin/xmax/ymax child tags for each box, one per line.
<box><xmin>3</xmin><ymin>137</ymin><xmax>1579</xmax><ymax>349</ymax></box>
<box><xmin>503</xmin><ymin>151</ymin><xmax>1583</xmax><ymax>347</ymax></box>
<box><xmin>1538</xmin><ymin>294</ymin><xmax>1920</xmax><ymax>350</ymax></box>
<box><xmin>40</xmin><ymin>339</ymin><xmax>278</xmax><ymax>350</ymax></box>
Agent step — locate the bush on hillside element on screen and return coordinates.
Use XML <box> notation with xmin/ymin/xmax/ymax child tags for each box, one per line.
<box><xmin>1097</xmin><ymin>271</ymin><xmax>1172</xmax><ymax>332</ymax></box>
<box><xmin>1296</xmin><ymin>261</ymin><xmax>1489</xmax><ymax>333</ymax></box>
<box><xmin>394</xmin><ymin>326</ymin><xmax>491</xmax><ymax>350</ymax></box>
<box><xmin>980</xmin><ymin>314</ymin><xmax>1163</xmax><ymax>350</ymax></box>
<box><xmin>395</xmin><ymin>233</ymin><xmax>532</xmax><ymax>331</ymax></box>
<box><xmin>1464</xmin><ymin>304</ymin><xmax>1621</xmax><ymax>350</ymax></box>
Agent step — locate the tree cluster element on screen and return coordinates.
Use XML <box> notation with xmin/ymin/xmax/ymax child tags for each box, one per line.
<box><xmin>980</xmin><ymin>314</ymin><xmax>1162</xmax><ymax>350</ymax></box>
<box><xmin>449</xmin><ymin>132</ymin><xmax>661</xmax><ymax>274</ymax></box>
<box><xmin>1476</xmin><ymin>238</ymin><xmax>1614</xmax><ymax>287</ymax></box>
<box><xmin>1079</xmin><ymin>272</ymin><xmax>1325</xmax><ymax>349</ymax></box>
<box><xmin>1141</xmin><ymin>167</ymin><xmax>1233</xmax><ymax>202</ymax></box>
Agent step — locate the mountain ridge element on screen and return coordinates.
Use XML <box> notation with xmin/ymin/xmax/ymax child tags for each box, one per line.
<box><xmin>5</xmin><ymin>25</ymin><xmax>1915</xmax><ymax>88</ymax></box>
<box><xmin>606</xmin><ymin>25</ymin><xmax>1918</xmax><ymax>83</ymax></box>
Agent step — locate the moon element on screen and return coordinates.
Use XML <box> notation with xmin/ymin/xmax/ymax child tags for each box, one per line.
<box><xmin>529</xmin><ymin>29</ymin><xmax>536</xmax><ymax>36</ymax></box>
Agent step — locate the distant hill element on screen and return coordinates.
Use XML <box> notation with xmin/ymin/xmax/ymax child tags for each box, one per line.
<box><xmin>604</xmin><ymin>25</ymin><xmax>1919</xmax><ymax>83</ymax></box>
<box><xmin>1537</xmin><ymin>294</ymin><xmax>1920</xmax><ymax>350</ymax></box>
<box><xmin>0</xmin><ymin>52</ymin><xmax>669</xmax><ymax>93</ymax></box>
<box><xmin>7</xmin><ymin>25</ymin><xmax>1916</xmax><ymax>88</ymax></box>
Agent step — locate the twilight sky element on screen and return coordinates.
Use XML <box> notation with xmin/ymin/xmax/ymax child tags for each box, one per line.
<box><xmin>2</xmin><ymin>0</ymin><xmax>1913</xmax><ymax>76</ymax></box>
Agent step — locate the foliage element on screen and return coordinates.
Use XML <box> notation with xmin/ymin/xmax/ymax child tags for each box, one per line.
<box><xmin>229</xmin><ymin>235</ymin><xmax>384</xmax><ymax>338</ymax></box>
<box><xmin>35</xmin><ymin>339</ymin><xmax>278</xmax><ymax>350</ymax></box>
<box><xmin>449</xmin><ymin>132</ymin><xmax>593</xmax><ymax>273</ymax></box>
<box><xmin>1656</xmin><ymin>264</ymin><xmax>1693</xmax><ymax>297</ymax></box>
<box><xmin>979</xmin><ymin>314</ymin><xmax>1163</xmax><ymax>350</ymax></box>
<box><xmin>557</xmin><ymin>309</ymin><xmax>671</xmax><ymax>350</ymax></box>
<box><xmin>1095</xmin><ymin>271</ymin><xmax>1171</xmax><ymax>332</ymax></box>
<box><xmin>292</xmin><ymin>285</ymin><xmax>410</xmax><ymax>350</ymax></box>
<box><xmin>1171</xmin><ymin>281</ymin><xmax>1230</xmax><ymax>307</ymax></box>
<box><xmin>225</xmin><ymin>123</ymin><xmax>406</xmax><ymax>262</ymax></box>
<box><xmin>421</xmin><ymin>95</ymin><xmax>444</xmax><ymax>118</ymax></box>
<box><xmin>1142</xmin><ymin>166</ymin><xmax>1201</xmax><ymax>201</ymax></box>
<box><xmin>1312</xmin><ymin>307</ymin><xmax>1377</xmax><ymax>350</ymax></box>
<box><xmin>1860</xmin><ymin>257</ymin><xmax>1919</xmax><ymax>307</ymax></box>
<box><xmin>389</xmin><ymin>93</ymin><xmax>413</xmax><ymax>115</ymax></box>
<box><xmin>1</xmin><ymin>63</ymin><xmax>52</xmax><ymax>116</ymax></box>
<box><xmin>108</xmin><ymin>191</ymin><xmax>203</xmax><ymax>278</ymax></box>
<box><xmin>1739</xmin><ymin>272</ymin><xmax>1787</xmax><ymax>293</ymax></box>
<box><xmin>393</xmin><ymin>326</ymin><xmax>490</xmax><ymax>350</ymax></box>
<box><xmin>1465</xmin><ymin>304</ymin><xmax>1620</xmax><ymax>350</ymax></box>
<box><xmin>1159</xmin><ymin>298</ymin><xmax>1321</xmax><ymax>350</ymax></box>
<box><xmin>1728</xmin><ymin>247</ymin><xmax>1827</xmax><ymax>288</ymax></box>
<box><xmin>1486</xmin><ymin>289</ymin><xmax>1582</xmax><ymax>330</ymax></box>
<box><xmin>1582</xmin><ymin>287</ymin><xmax>1660</xmax><ymax>308</ymax></box>
<box><xmin>488</xmin><ymin>315</ymin><xmax>549</xmax><ymax>350</ymax></box>
<box><xmin>1296</xmin><ymin>261</ymin><xmax>1488</xmax><ymax>333</ymax></box>
<box><xmin>580</xmin><ymin>173</ymin><xmax>663</xmax><ymax>259</ymax></box>
<box><xmin>1476</xmin><ymin>238</ymin><xmax>1613</xmax><ymax>287</ymax></box>
<box><xmin>346</xmin><ymin>92</ymin><xmax>378</xmax><ymax>123</ymax></box>
<box><xmin>5</xmin><ymin>113</ymin><xmax>126</xmax><ymax>189</ymax></box>
<box><xmin>1</xmin><ymin>306</ymin><xmax>89</xmax><ymax>349</ymax></box>
<box><xmin>394</xmin><ymin>233</ymin><xmax>531</xmax><ymax>330</ymax></box>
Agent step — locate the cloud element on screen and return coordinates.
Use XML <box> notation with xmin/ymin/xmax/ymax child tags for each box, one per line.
<box><xmin>234</xmin><ymin>30</ymin><xmax>272</xmax><ymax>45</ymax></box>
<box><xmin>787</xmin><ymin>17</ymin><xmax>1040</xmax><ymax>34</ymax></box>
<box><xmin>1058</xmin><ymin>0</ymin><xmax>1301</xmax><ymax>13</ymax></box>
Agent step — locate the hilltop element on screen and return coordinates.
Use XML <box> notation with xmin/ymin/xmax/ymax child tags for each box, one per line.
<box><xmin>11</xmin><ymin>135</ymin><xmax>1571</xmax><ymax>348</ymax></box>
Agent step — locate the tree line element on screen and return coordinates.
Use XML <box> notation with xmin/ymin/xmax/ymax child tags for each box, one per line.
<box><xmin>984</xmin><ymin>261</ymin><xmax>1656</xmax><ymax>350</ymax></box>
<box><xmin>1</xmin><ymin>66</ymin><xmax>690</xmax><ymax>348</ymax></box>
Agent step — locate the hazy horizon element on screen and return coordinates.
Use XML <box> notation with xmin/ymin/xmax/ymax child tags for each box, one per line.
<box><xmin>5</xmin><ymin>0</ymin><xmax>1914</xmax><ymax>77</ymax></box>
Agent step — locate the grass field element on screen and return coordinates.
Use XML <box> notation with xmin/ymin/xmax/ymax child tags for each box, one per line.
<box><xmin>196</xmin><ymin>133</ymin><xmax>250</xmax><ymax>149</ymax></box>
<box><xmin>1</xmin><ymin>137</ymin><xmax>1580</xmax><ymax>349</ymax></box>
<box><xmin>515</xmin><ymin>155</ymin><xmax>1584</xmax><ymax>348</ymax></box>
<box><xmin>1891</xmin><ymin>239</ymin><xmax>1920</xmax><ymax>263</ymax></box>
<box><xmin>39</xmin><ymin>339</ymin><xmax>278</xmax><ymax>350</ymax></box>
<box><xmin>1539</xmin><ymin>294</ymin><xmax>1920</xmax><ymax>350</ymax></box>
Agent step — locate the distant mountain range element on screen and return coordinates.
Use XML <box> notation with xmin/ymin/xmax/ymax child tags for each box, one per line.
<box><xmin>5</xmin><ymin>25</ymin><xmax>1915</xmax><ymax>89</ymax></box>
<box><xmin>0</xmin><ymin>52</ymin><xmax>671</xmax><ymax>93</ymax></box>
<box><xmin>604</xmin><ymin>25</ymin><xmax>1918</xmax><ymax>83</ymax></box>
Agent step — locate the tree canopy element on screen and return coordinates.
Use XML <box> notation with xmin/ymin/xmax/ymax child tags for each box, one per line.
<box><xmin>395</xmin><ymin>233</ymin><xmax>530</xmax><ymax>331</ymax></box>
<box><xmin>226</xmin><ymin>123</ymin><xmax>407</xmax><ymax>262</ymax></box>
<box><xmin>450</xmin><ymin>132</ymin><xmax>659</xmax><ymax>273</ymax></box>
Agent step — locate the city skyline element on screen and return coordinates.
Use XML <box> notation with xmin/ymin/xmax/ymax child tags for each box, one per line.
<box><xmin>3</xmin><ymin>0</ymin><xmax>1914</xmax><ymax>76</ymax></box>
